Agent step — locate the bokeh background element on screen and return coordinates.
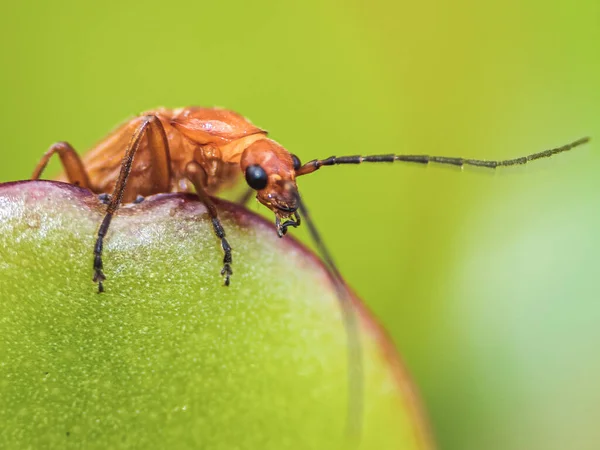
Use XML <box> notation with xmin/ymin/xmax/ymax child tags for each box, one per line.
<box><xmin>1</xmin><ymin>1</ymin><xmax>599</xmax><ymax>449</ymax></box>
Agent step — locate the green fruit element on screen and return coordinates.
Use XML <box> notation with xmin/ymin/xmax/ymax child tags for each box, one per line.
<box><xmin>0</xmin><ymin>181</ymin><xmax>432</xmax><ymax>450</ymax></box>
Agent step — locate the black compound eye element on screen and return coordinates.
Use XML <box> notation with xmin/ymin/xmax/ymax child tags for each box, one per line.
<box><xmin>245</xmin><ymin>165</ymin><xmax>268</xmax><ymax>190</ymax></box>
<box><xmin>291</xmin><ymin>154</ymin><xmax>301</xmax><ymax>171</ymax></box>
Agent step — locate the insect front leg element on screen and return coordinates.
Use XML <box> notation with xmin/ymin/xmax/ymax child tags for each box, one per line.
<box><xmin>32</xmin><ymin>142</ymin><xmax>92</xmax><ymax>189</ymax></box>
<box><xmin>93</xmin><ymin>115</ymin><xmax>171</xmax><ymax>293</ymax></box>
<box><xmin>185</xmin><ymin>161</ymin><xmax>233</xmax><ymax>286</ymax></box>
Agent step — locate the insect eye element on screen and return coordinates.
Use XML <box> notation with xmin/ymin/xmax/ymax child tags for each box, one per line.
<box><xmin>245</xmin><ymin>165</ymin><xmax>268</xmax><ymax>190</ymax></box>
<box><xmin>291</xmin><ymin>154</ymin><xmax>301</xmax><ymax>171</ymax></box>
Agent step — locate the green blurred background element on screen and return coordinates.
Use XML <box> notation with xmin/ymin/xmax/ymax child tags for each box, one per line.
<box><xmin>1</xmin><ymin>1</ymin><xmax>599</xmax><ymax>449</ymax></box>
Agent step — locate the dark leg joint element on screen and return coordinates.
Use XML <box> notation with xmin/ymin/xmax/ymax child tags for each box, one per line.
<box><xmin>93</xmin><ymin>213</ymin><xmax>113</xmax><ymax>293</ymax></box>
<box><xmin>98</xmin><ymin>193</ymin><xmax>112</xmax><ymax>205</ymax></box>
<box><xmin>211</xmin><ymin>217</ymin><xmax>233</xmax><ymax>286</ymax></box>
<box><xmin>211</xmin><ymin>218</ymin><xmax>225</xmax><ymax>239</ymax></box>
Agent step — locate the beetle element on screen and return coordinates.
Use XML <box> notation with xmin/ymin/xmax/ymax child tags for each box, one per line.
<box><xmin>30</xmin><ymin>106</ymin><xmax>590</xmax><ymax>437</ymax></box>
<box><xmin>31</xmin><ymin>106</ymin><xmax>590</xmax><ymax>293</ymax></box>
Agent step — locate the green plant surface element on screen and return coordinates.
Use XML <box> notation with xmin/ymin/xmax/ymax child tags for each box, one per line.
<box><xmin>0</xmin><ymin>181</ymin><xmax>432</xmax><ymax>450</ymax></box>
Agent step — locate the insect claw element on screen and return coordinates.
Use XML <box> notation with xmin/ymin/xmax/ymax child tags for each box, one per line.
<box><xmin>221</xmin><ymin>263</ymin><xmax>233</xmax><ymax>286</ymax></box>
<box><xmin>93</xmin><ymin>271</ymin><xmax>105</xmax><ymax>282</ymax></box>
<box><xmin>93</xmin><ymin>266</ymin><xmax>106</xmax><ymax>296</ymax></box>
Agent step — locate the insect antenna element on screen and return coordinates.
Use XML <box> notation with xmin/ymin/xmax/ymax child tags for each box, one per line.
<box><xmin>295</xmin><ymin>193</ymin><xmax>364</xmax><ymax>444</ymax></box>
<box><xmin>296</xmin><ymin>136</ymin><xmax>590</xmax><ymax>175</ymax></box>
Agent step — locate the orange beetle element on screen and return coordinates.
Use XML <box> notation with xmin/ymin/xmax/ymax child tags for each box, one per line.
<box><xmin>30</xmin><ymin>106</ymin><xmax>590</xmax><ymax>438</ymax></box>
<box><xmin>31</xmin><ymin>106</ymin><xmax>590</xmax><ymax>293</ymax></box>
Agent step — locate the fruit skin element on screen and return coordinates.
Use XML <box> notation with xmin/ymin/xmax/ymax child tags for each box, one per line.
<box><xmin>0</xmin><ymin>180</ymin><xmax>434</xmax><ymax>450</ymax></box>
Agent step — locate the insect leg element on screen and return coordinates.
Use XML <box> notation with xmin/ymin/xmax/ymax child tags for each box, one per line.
<box><xmin>93</xmin><ymin>115</ymin><xmax>171</xmax><ymax>293</ymax></box>
<box><xmin>294</xmin><ymin>193</ymin><xmax>363</xmax><ymax>442</ymax></box>
<box><xmin>31</xmin><ymin>142</ymin><xmax>92</xmax><ymax>189</ymax></box>
<box><xmin>185</xmin><ymin>161</ymin><xmax>233</xmax><ymax>286</ymax></box>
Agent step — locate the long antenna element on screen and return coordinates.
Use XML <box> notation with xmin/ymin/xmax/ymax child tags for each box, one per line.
<box><xmin>296</xmin><ymin>137</ymin><xmax>590</xmax><ymax>175</ymax></box>
<box><xmin>295</xmin><ymin>193</ymin><xmax>363</xmax><ymax>445</ymax></box>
